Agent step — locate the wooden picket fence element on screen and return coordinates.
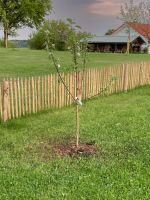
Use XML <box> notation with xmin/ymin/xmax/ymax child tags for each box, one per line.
<box><xmin>0</xmin><ymin>61</ymin><xmax>150</xmax><ymax>122</ymax></box>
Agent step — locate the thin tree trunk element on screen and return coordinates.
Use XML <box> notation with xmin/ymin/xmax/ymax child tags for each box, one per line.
<box><xmin>126</xmin><ymin>28</ymin><xmax>131</xmax><ymax>55</ymax></box>
<box><xmin>4</xmin><ymin>29</ymin><xmax>8</xmax><ymax>48</ymax></box>
<box><xmin>147</xmin><ymin>41</ymin><xmax>150</xmax><ymax>54</ymax></box>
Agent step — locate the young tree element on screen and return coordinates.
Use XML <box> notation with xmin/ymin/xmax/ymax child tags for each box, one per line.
<box><xmin>45</xmin><ymin>19</ymin><xmax>89</xmax><ymax>148</ymax></box>
<box><xmin>0</xmin><ymin>0</ymin><xmax>52</xmax><ymax>48</ymax></box>
<box><xmin>66</xmin><ymin>18</ymin><xmax>87</xmax><ymax>147</ymax></box>
<box><xmin>120</xmin><ymin>0</ymin><xmax>141</xmax><ymax>54</ymax></box>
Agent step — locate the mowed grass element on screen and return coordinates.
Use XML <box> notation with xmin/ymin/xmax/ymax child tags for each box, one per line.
<box><xmin>1</xmin><ymin>86</ymin><xmax>150</xmax><ymax>199</ymax></box>
<box><xmin>0</xmin><ymin>48</ymin><xmax>150</xmax><ymax>78</ymax></box>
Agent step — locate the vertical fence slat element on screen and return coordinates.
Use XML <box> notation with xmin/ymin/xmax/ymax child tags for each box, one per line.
<box><xmin>35</xmin><ymin>77</ymin><xmax>38</xmax><ymax>113</ymax></box>
<box><xmin>47</xmin><ymin>75</ymin><xmax>50</xmax><ymax>108</ymax></box>
<box><xmin>45</xmin><ymin>75</ymin><xmax>47</xmax><ymax>109</ymax></box>
<box><xmin>66</xmin><ymin>73</ymin><xmax>69</xmax><ymax>106</ymax></box>
<box><xmin>41</xmin><ymin>76</ymin><xmax>44</xmax><ymax>110</ymax></box>
<box><xmin>37</xmin><ymin>76</ymin><xmax>41</xmax><ymax>111</ymax></box>
<box><xmin>61</xmin><ymin>74</ymin><xmax>64</xmax><ymax>108</ymax></box>
<box><xmin>21</xmin><ymin>78</ymin><xmax>25</xmax><ymax>116</ymax></box>
<box><xmin>28</xmin><ymin>77</ymin><xmax>31</xmax><ymax>113</ymax></box>
<box><xmin>55</xmin><ymin>74</ymin><xmax>58</xmax><ymax>108</ymax></box>
<box><xmin>17</xmin><ymin>78</ymin><xmax>21</xmax><ymax>117</ymax></box>
<box><xmin>24</xmin><ymin>78</ymin><xmax>28</xmax><ymax>114</ymax></box>
<box><xmin>49</xmin><ymin>75</ymin><xmax>52</xmax><ymax>108</ymax></box>
<box><xmin>0</xmin><ymin>84</ymin><xmax>3</xmax><ymax>120</ymax></box>
<box><xmin>3</xmin><ymin>81</ymin><xmax>9</xmax><ymax>122</ymax></box>
<box><xmin>14</xmin><ymin>78</ymin><xmax>18</xmax><ymax>118</ymax></box>
<box><xmin>7</xmin><ymin>80</ymin><xmax>11</xmax><ymax>120</ymax></box>
<box><xmin>32</xmin><ymin>77</ymin><xmax>35</xmax><ymax>113</ymax></box>
<box><xmin>123</xmin><ymin>64</ymin><xmax>128</xmax><ymax>92</ymax></box>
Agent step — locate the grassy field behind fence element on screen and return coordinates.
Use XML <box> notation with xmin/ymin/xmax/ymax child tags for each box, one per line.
<box><xmin>0</xmin><ymin>48</ymin><xmax>150</xmax><ymax>78</ymax></box>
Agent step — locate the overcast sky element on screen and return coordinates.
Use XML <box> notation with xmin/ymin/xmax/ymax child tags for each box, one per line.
<box><xmin>0</xmin><ymin>0</ymin><xmax>140</xmax><ymax>40</ymax></box>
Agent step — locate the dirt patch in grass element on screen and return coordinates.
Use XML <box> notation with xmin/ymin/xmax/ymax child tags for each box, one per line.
<box><xmin>27</xmin><ymin>140</ymin><xmax>97</xmax><ymax>161</ymax></box>
<box><xmin>52</xmin><ymin>143</ymin><xmax>97</xmax><ymax>157</ymax></box>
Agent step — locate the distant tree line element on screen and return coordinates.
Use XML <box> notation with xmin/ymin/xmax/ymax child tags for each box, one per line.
<box><xmin>0</xmin><ymin>39</ymin><xmax>29</xmax><ymax>48</ymax></box>
<box><xmin>0</xmin><ymin>39</ymin><xmax>16</xmax><ymax>48</ymax></box>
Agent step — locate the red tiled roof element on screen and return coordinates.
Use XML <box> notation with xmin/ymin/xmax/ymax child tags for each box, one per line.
<box><xmin>127</xmin><ymin>22</ymin><xmax>150</xmax><ymax>40</ymax></box>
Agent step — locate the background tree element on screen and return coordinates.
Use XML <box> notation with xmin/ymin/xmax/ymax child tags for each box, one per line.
<box><xmin>120</xmin><ymin>0</ymin><xmax>150</xmax><ymax>54</ymax></box>
<box><xmin>139</xmin><ymin>1</ymin><xmax>150</xmax><ymax>53</ymax></box>
<box><xmin>0</xmin><ymin>0</ymin><xmax>52</xmax><ymax>48</ymax></box>
<box><xmin>29</xmin><ymin>29</ymin><xmax>46</xmax><ymax>50</ymax></box>
<box><xmin>29</xmin><ymin>19</ymin><xmax>92</xmax><ymax>51</ymax></box>
<box><xmin>120</xmin><ymin>0</ymin><xmax>141</xmax><ymax>23</ymax></box>
<box><xmin>120</xmin><ymin>0</ymin><xmax>141</xmax><ymax>54</ymax></box>
<box><xmin>29</xmin><ymin>19</ymin><xmax>70</xmax><ymax>50</ymax></box>
<box><xmin>139</xmin><ymin>1</ymin><xmax>150</xmax><ymax>24</ymax></box>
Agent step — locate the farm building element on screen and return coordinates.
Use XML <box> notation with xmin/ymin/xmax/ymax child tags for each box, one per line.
<box><xmin>88</xmin><ymin>22</ymin><xmax>150</xmax><ymax>53</ymax></box>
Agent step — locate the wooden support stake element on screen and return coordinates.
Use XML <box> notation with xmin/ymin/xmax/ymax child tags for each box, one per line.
<box><xmin>76</xmin><ymin>71</ymin><xmax>82</xmax><ymax>148</ymax></box>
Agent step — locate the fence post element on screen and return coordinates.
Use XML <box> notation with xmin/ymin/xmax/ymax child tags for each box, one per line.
<box><xmin>123</xmin><ymin>64</ymin><xmax>128</xmax><ymax>92</ymax></box>
<box><xmin>3</xmin><ymin>81</ymin><xmax>9</xmax><ymax>122</ymax></box>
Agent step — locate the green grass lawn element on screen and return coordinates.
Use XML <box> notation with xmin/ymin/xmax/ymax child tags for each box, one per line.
<box><xmin>0</xmin><ymin>48</ymin><xmax>150</xmax><ymax>78</ymax></box>
<box><xmin>1</xmin><ymin>86</ymin><xmax>150</xmax><ymax>199</ymax></box>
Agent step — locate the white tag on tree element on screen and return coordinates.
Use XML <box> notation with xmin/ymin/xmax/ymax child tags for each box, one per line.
<box><xmin>75</xmin><ymin>97</ymin><xmax>82</xmax><ymax>106</ymax></box>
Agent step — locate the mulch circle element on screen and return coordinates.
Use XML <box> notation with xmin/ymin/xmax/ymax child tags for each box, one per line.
<box><xmin>27</xmin><ymin>140</ymin><xmax>97</xmax><ymax>161</ymax></box>
<box><xmin>52</xmin><ymin>143</ymin><xmax>97</xmax><ymax>157</ymax></box>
